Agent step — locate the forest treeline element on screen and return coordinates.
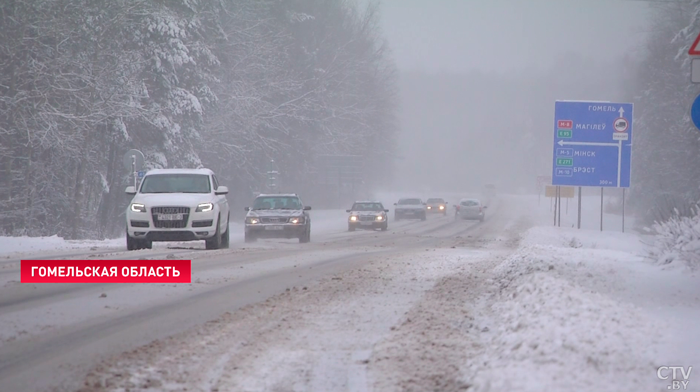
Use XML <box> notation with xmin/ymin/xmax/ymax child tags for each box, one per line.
<box><xmin>0</xmin><ymin>0</ymin><xmax>398</xmax><ymax>238</ymax></box>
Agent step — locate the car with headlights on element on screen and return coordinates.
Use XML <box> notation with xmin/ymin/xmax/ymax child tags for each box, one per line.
<box><xmin>394</xmin><ymin>198</ymin><xmax>427</xmax><ymax>221</ymax></box>
<box><xmin>455</xmin><ymin>198</ymin><xmax>487</xmax><ymax>222</ymax></box>
<box><xmin>347</xmin><ymin>201</ymin><xmax>389</xmax><ymax>231</ymax></box>
<box><xmin>125</xmin><ymin>168</ymin><xmax>230</xmax><ymax>251</ymax></box>
<box><xmin>243</xmin><ymin>194</ymin><xmax>311</xmax><ymax>243</ymax></box>
<box><xmin>426</xmin><ymin>197</ymin><xmax>448</xmax><ymax>215</ymax></box>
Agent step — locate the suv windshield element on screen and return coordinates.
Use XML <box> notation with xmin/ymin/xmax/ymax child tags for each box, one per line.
<box><xmin>398</xmin><ymin>199</ymin><xmax>421</xmax><ymax>205</ymax></box>
<box><xmin>253</xmin><ymin>196</ymin><xmax>302</xmax><ymax>210</ymax></box>
<box><xmin>351</xmin><ymin>203</ymin><xmax>384</xmax><ymax>211</ymax></box>
<box><xmin>426</xmin><ymin>198</ymin><xmax>444</xmax><ymax>204</ymax></box>
<box><xmin>139</xmin><ymin>174</ymin><xmax>211</xmax><ymax>194</ymax></box>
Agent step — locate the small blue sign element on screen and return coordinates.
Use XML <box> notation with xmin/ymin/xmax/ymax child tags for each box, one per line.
<box><xmin>552</xmin><ymin>101</ymin><xmax>633</xmax><ymax>188</ymax></box>
<box><xmin>691</xmin><ymin>94</ymin><xmax>700</xmax><ymax>131</ymax></box>
<box><xmin>137</xmin><ymin>171</ymin><xmax>145</xmax><ymax>178</ymax></box>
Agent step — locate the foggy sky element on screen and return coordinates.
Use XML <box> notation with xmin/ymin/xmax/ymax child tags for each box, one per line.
<box><xmin>375</xmin><ymin>0</ymin><xmax>651</xmax><ymax>73</ymax></box>
<box><xmin>369</xmin><ymin>0</ymin><xmax>652</xmax><ymax>194</ymax></box>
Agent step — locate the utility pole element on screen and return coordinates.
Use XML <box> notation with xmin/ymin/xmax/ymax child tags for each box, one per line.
<box><xmin>266</xmin><ymin>159</ymin><xmax>279</xmax><ymax>193</ymax></box>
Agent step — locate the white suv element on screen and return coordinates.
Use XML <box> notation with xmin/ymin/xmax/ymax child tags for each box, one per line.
<box><xmin>125</xmin><ymin>168</ymin><xmax>230</xmax><ymax>250</ymax></box>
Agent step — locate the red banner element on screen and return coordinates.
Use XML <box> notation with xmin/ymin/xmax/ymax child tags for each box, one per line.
<box><xmin>20</xmin><ymin>260</ymin><xmax>191</xmax><ymax>283</ymax></box>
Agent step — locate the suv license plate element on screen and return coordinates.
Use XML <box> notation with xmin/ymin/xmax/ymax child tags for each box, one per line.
<box><xmin>265</xmin><ymin>225</ymin><xmax>284</xmax><ymax>230</ymax></box>
<box><xmin>360</xmin><ymin>221</ymin><xmax>373</xmax><ymax>225</ymax></box>
<box><xmin>159</xmin><ymin>214</ymin><xmax>183</xmax><ymax>220</ymax></box>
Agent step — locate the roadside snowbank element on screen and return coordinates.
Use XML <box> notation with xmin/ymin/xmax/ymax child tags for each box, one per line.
<box><xmin>464</xmin><ymin>226</ymin><xmax>695</xmax><ymax>392</ymax></box>
<box><xmin>0</xmin><ymin>236</ymin><xmax>123</xmax><ymax>257</ymax></box>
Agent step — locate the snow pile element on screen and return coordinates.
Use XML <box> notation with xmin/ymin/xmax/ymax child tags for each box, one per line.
<box><xmin>0</xmin><ymin>235</ymin><xmax>123</xmax><ymax>257</ymax></box>
<box><xmin>465</xmin><ymin>228</ymin><xmax>669</xmax><ymax>392</ymax></box>
<box><xmin>647</xmin><ymin>207</ymin><xmax>700</xmax><ymax>269</ymax></box>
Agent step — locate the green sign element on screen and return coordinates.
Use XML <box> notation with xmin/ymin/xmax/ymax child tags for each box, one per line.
<box><xmin>556</xmin><ymin>158</ymin><xmax>573</xmax><ymax>167</ymax></box>
<box><xmin>557</xmin><ymin>129</ymin><xmax>572</xmax><ymax>138</ymax></box>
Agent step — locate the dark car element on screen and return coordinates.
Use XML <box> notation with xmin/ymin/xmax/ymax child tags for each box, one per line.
<box><xmin>426</xmin><ymin>197</ymin><xmax>448</xmax><ymax>215</ymax></box>
<box><xmin>243</xmin><ymin>193</ymin><xmax>311</xmax><ymax>243</ymax></box>
<box><xmin>347</xmin><ymin>201</ymin><xmax>389</xmax><ymax>231</ymax></box>
<box><xmin>394</xmin><ymin>198</ymin><xmax>427</xmax><ymax>221</ymax></box>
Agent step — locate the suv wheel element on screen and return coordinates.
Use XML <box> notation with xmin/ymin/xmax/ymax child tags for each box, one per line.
<box><xmin>126</xmin><ymin>231</ymin><xmax>151</xmax><ymax>250</ymax></box>
<box><xmin>381</xmin><ymin>222</ymin><xmax>388</xmax><ymax>231</ymax></box>
<box><xmin>205</xmin><ymin>214</ymin><xmax>223</xmax><ymax>250</ymax></box>
<box><xmin>299</xmin><ymin>225</ymin><xmax>311</xmax><ymax>243</ymax></box>
<box><xmin>126</xmin><ymin>232</ymin><xmax>137</xmax><ymax>251</ymax></box>
<box><xmin>220</xmin><ymin>214</ymin><xmax>230</xmax><ymax>249</ymax></box>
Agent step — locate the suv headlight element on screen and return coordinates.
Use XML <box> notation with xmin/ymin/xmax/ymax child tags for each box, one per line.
<box><xmin>289</xmin><ymin>217</ymin><xmax>305</xmax><ymax>224</ymax></box>
<box><xmin>130</xmin><ymin>203</ymin><xmax>146</xmax><ymax>213</ymax></box>
<box><xmin>196</xmin><ymin>203</ymin><xmax>214</xmax><ymax>212</ymax></box>
<box><xmin>349</xmin><ymin>215</ymin><xmax>358</xmax><ymax>222</ymax></box>
<box><xmin>246</xmin><ymin>217</ymin><xmax>259</xmax><ymax>224</ymax></box>
<box><xmin>439</xmin><ymin>205</ymin><xmax>445</xmax><ymax>210</ymax></box>
<box><xmin>375</xmin><ymin>215</ymin><xmax>384</xmax><ymax>221</ymax></box>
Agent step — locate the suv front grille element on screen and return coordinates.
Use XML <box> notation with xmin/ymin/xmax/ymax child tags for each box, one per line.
<box><xmin>359</xmin><ymin>215</ymin><xmax>375</xmax><ymax>222</ymax></box>
<box><xmin>151</xmin><ymin>206</ymin><xmax>190</xmax><ymax>229</ymax></box>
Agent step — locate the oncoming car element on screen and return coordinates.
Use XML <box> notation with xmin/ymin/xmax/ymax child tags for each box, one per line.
<box><xmin>125</xmin><ymin>168</ymin><xmax>230</xmax><ymax>251</ymax></box>
<box><xmin>244</xmin><ymin>194</ymin><xmax>311</xmax><ymax>243</ymax></box>
<box><xmin>455</xmin><ymin>198</ymin><xmax>487</xmax><ymax>222</ymax></box>
<box><xmin>347</xmin><ymin>201</ymin><xmax>389</xmax><ymax>231</ymax></box>
<box><xmin>394</xmin><ymin>198</ymin><xmax>427</xmax><ymax>221</ymax></box>
<box><xmin>426</xmin><ymin>198</ymin><xmax>448</xmax><ymax>215</ymax></box>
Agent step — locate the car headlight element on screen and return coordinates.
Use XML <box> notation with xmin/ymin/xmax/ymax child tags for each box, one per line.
<box><xmin>289</xmin><ymin>217</ymin><xmax>305</xmax><ymax>224</ymax></box>
<box><xmin>349</xmin><ymin>215</ymin><xmax>358</xmax><ymax>222</ymax></box>
<box><xmin>439</xmin><ymin>205</ymin><xmax>445</xmax><ymax>210</ymax></box>
<box><xmin>246</xmin><ymin>217</ymin><xmax>259</xmax><ymax>224</ymax></box>
<box><xmin>427</xmin><ymin>206</ymin><xmax>432</xmax><ymax>209</ymax></box>
<box><xmin>375</xmin><ymin>215</ymin><xmax>384</xmax><ymax>221</ymax></box>
<box><xmin>196</xmin><ymin>203</ymin><xmax>214</xmax><ymax>212</ymax></box>
<box><xmin>130</xmin><ymin>203</ymin><xmax>146</xmax><ymax>213</ymax></box>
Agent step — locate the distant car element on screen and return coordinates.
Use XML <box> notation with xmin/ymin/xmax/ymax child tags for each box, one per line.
<box><xmin>482</xmin><ymin>184</ymin><xmax>497</xmax><ymax>203</ymax></box>
<box><xmin>347</xmin><ymin>201</ymin><xmax>389</xmax><ymax>231</ymax></box>
<box><xmin>125</xmin><ymin>168</ymin><xmax>230</xmax><ymax>250</ymax></box>
<box><xmin>243</xmin><ymin>193</ymin><xmax>311</xmax><ymax>243</ymax></box>
<box><xmin>426</xmin><ymin>198</ymin><xmax>448</xmax><ymax>215</ymax></box>
<box><xmin>456</xmin><ymin>198</ymin><xmax>487</xmax><ymax>222</ymax></box>
<box><xmin>394</xmin><ymin>198</ymin><xmax>427</xmax><ymax>221</ymax></box>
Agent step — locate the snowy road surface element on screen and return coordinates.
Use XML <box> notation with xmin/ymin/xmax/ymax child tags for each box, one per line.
<box><xmin>0</xmin><ymin>195</ymin><xmax>698</xmax><ymax>392</ymax></box>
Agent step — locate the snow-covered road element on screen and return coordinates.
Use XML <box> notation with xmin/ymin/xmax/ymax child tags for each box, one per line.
<box><xmin>1</xmin><ymin>195</ymin><xmax>698</xmax><ymax>392</ymax></box>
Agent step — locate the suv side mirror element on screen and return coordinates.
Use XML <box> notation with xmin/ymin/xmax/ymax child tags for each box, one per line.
<box><xmin>215</xmin><ymin>185</ymin><xmax>229</xmax><ymax>195</ymax></box>
<box><xmin>384</xmin><ymin>209</ymin><xmax>389</xmax><ymax>212</ymax></box>
<box><xmin>303</xmin><ymin>206</ymin><xmax>311</xmax><ymax>211</ymax></box>
<box><xmin>346</xmin><ymin>209</ymin><xmax>351</xmax><ymax>213</ymax></box>
<box><xmin>125</xmin><ymin>186</ymin><xmax>136</xmax><ymax>195</ymax></box>
<box><xmin>244</xmin><ymin>207</ymin><xmax>250</xmax><ymax>212</ymax></box>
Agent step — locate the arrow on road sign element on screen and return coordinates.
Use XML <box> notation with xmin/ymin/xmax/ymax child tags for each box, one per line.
<box><xmin>557</xmin><ymin>140</ymin><xmax>617</xmax><ymax>147</ymax></box>
<box><xmin>618</xmin><ymin>107</ymin><xmax>624</xmax><ymax>117</ymax></box>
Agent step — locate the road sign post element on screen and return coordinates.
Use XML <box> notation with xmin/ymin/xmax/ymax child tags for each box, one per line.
<box><xmin>577</xmin><ymin>186</ymin><xmax>582</xmax><ymax>229</ymax></box>
<box><xmin>552</xmin><ymin>101</ymin><xmax>633</xmax><ymax>231</ymax></box>
<box><xmin>122</xmin><ymin>149</ymin><xmax>145</xmax><ymax>191</ymax></box>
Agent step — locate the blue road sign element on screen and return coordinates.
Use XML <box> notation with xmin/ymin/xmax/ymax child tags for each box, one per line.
<box><xmin>137</xmin><ymin>171</ymin><xmax>145</xmax><ymax>178</ymax></box>
<box><xmin>552</xmin><ymin>101</ymin><xmax>633</xmax><ymax>188</ymax></box>
<box><xmin>691</xmin><ymin>94</ymin><xmax>700</xmax><ymax>131</ymax></box>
